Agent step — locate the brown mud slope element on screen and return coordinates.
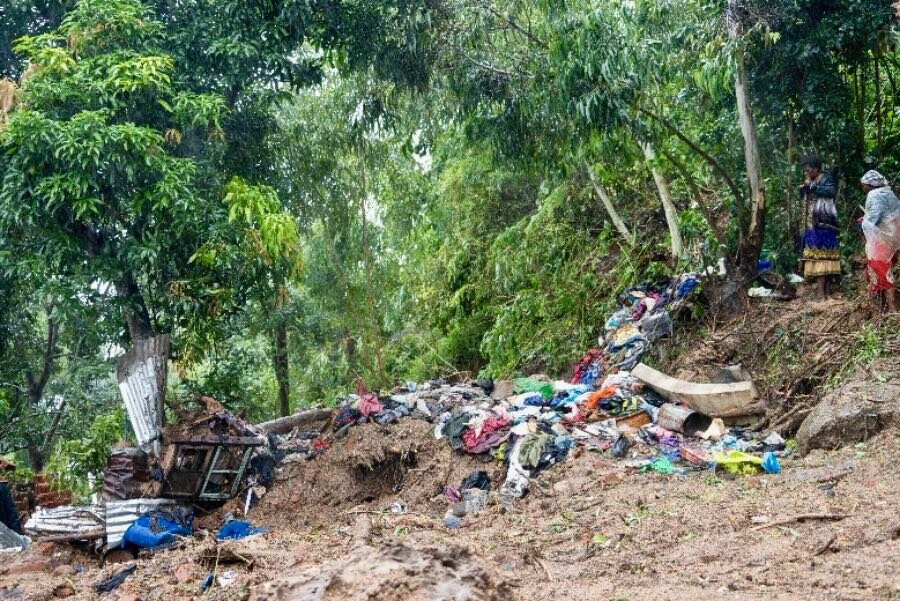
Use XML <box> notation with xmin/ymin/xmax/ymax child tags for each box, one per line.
<box><xmin>3</xmin><ymin>293</ymin><xmax>898</xmax><ymax>601</ymax></box>
<box><xmin>661</xmin><ymin>293</ymin><xmax>896</xmax><ymax>435</ymax></box>
<box><xmin>6</xmin><ymin>426</ymin><xmax>898</xmax><ymax>600</ymax></box>
<box><xmin>251</xmin><ymin>519</ymin><xmax>514</xmax><ymax>601</ymax></box>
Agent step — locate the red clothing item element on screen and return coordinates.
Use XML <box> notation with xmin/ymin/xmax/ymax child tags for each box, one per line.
<box><xmin>462</xmin><ymin>416</ymin><xmax>510</xmax><ymax>453</ymax></box>
<box><xmin>571</xmin><ymin>348</ymin><xmax>602</xmax><ymax>384</ymax></box>
<box><xmin>866</xmin><ymin>254</ymin><xmax>898</xmax><ymax>292</ymax></box>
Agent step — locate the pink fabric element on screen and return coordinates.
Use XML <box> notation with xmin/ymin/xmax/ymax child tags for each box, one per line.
<box><xmin>359</xmin><ymin>393</ymin><xmax>383</xmax><ymax>417</ymax></box>
<box><xmin>462</xmin><ymin>416</ymin><xmax>510</xmax><ymax>453</ymax></box>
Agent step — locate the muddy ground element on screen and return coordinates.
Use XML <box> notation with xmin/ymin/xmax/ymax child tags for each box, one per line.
<box><xmin>2</xmin><ymin>293</ymin><xmax>898</xmax><ymax>601</ymax></box>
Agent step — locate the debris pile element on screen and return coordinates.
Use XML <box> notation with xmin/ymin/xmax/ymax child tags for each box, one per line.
<box><xmin>264</xmin><ymin>273</ymin><xmax>786</xmax><ymax>525</ymax></box>
<box><xmin>22</xmin><ymin>334</ymin><xmax>266</xmax><ymax>557</ymax></box>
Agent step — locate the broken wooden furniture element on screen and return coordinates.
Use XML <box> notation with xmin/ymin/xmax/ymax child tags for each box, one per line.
<box><xmin>156</xmin><ymin>412</ymin><xmax>265</xmax><ymax>502</ymax></box>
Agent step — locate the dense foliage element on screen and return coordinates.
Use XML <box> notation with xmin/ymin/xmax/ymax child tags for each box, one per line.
<box><xmin>1</xmin><ymin>0</ymin><xmax>897</xmax><ymax>488</ymax></box>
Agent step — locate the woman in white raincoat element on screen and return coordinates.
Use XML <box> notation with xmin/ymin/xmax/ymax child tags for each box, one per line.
<box><xmin>859</xmin><ymin>170</ymin><xmax>900</xmax><ymax>312</ymax></box>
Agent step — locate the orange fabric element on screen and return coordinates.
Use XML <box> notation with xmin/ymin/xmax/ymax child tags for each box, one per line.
<box><xmin>580</xmin><ymin>386</ymin><xmax>617</xmax><ymax>412</ymax></box>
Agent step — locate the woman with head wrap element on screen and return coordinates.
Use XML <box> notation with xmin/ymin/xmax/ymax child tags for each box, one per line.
<box><xmin>799</xmin><ymin>156</ymin><xmax>840</xmax><ymax>299</ymax></box>
<box><xmin>859</xmin><ymin>170</ymin><xmax>900</xmax><ymax>312</ymax></box>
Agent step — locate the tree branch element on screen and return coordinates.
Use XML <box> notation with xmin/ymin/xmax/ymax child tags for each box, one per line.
<box><xmin>660</xmin><ymin>147</ymin><xmax>736</xmax><ymax>270</ymax></box>
<box><xmin>450</xmin><ymin>44</ymin><xmax>519</xmax><ymax>78</ymax></box>
<box><xmin>480</xmin><ymin>3</ymin><xmax>548</xmax><ymax>48</ymax></box>
<box><xmin>0</xmin><ymin>382</ymin><xmax>28</xmax><ymax>394</ymax></box>
<box><xmin>35</xmin><ymin>314</ymin><xmax>60</xmax><ymax>396</ymax></box>
<box><xmin>41</xmin><ymin>397</ymin><xmax>67</xmax><ymax>457</ymax></box>
<box><xmin>638</xmin><ymin>107</ymin><xmax>745</xmax><ymax>208</ymax></box>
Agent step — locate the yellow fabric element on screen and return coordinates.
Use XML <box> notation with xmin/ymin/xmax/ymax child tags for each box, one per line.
<box><xmin>802</xmin><ymin>259</ymin><xmax>841</xmax><ymax>277</ymax></box>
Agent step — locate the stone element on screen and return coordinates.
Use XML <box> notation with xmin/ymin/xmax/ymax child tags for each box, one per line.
<box><xmin>53</xmin><ymin>584</ymin><xmax>75</xmax><ymax>598</ymax></box>
<box><xmin>116</xmin><ymin>594</ymin><xmax>141</xmax><ymax>601</ymax></box>
<box><xmin>490</xmin><ymin>379</ymin><xmax>515</xmax><ymax>400</ymax></box>
<box><xmin>173</xmin><ymin>563</ymin><xmax>195</xmax><ymax>584</ymax></box>
<box><xmin>104</xmin><ymin>549</ymin><xmax>135</xmax><ymax>564</ymax></box>
<box><xmin>52</xmin><ymin>565</ymin><xmax>73</xmax><ymax>576</ymax></box>
<box><xmin>796</xmin><ymin>373</ymin><xmax>900</xmax><ymax>454</ymax></box>
<box><xmin>4</xmin><ymin>558</ymin><xmax>53</xmax><ymax>575</ymax></box>
<box><xmin>552</xmin><ymin>477</ymin><xmax>591</xmax><ymax>495</ymax></box>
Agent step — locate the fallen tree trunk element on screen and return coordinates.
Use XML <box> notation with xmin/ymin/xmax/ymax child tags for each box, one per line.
<box><xmin>256</xmin><ymin>409</ymin><xmax>333</xmax><ymax>435</ymax></box>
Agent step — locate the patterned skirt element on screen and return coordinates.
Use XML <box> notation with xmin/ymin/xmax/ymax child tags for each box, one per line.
<box><xmin>801</xmin><ymin>227</ymin><xmax>841</xmax><ymax>277</ymax></box>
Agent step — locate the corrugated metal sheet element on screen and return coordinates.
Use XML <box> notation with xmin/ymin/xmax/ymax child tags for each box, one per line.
<box><xmin>104</xmin><ymin>498</ymin><xmax>184</xmax><ymax>549</ymax></box>
<box><xmin>0</xmin><ymin>522</ymin><xmax>28</xmax><ymax>550</ymax></box>
<box><xmin>117</xmin><ymin>334</ymin><xmax>170</xmax><ymax>457</ymax></box>
<box><xmin>102</xmin><ymin>448</ymin><xmax>149</xmax><ymax>501</ymax></box>
<box><xmin>24</xmin><ymin>505</ymin><xmax>105</xmax><ymax>536</ymax></box>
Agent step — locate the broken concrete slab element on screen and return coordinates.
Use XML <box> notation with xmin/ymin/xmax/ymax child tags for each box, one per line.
<box><xmin>632</xmin><ymin>362</ymin><xmax>761</xmax><ymax>417</ymax></box>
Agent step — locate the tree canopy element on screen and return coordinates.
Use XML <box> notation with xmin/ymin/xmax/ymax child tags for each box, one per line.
<box><xmin>0</xmin><ymin>0</ymin><xmax>897</xmax><ymax>490</ymax></box>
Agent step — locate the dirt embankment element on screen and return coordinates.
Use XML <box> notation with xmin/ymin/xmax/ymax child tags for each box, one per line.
<box><xmin>3</xmin><ymin>292</ymin><xmax>898</xmax><ymax>601</ymax></box>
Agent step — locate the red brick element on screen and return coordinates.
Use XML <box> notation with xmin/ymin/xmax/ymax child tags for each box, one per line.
<box><xmin>5</xmin><ymin>558</ymin><xmax>53</xmax><ymax>575</ymax></box>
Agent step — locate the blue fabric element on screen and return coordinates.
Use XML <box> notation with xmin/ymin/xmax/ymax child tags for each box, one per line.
<box><xmin>523</xmin><ymin>393</ymin><xmax>545</xmax><ymax>407</ymax></box>
<box><xmin>577</xmin><ymin>363</ymin><xmax>601</xmax><ymax>386</ymax></box>
<box><xmin>217</xmin><ymin>520</ymin><xmax>266</xmax><ymax>541</ymax></box>
<box><xmin>553</xmin><ymin>436</ymin><xmax>575</xmax><ymax>450</ymax></box>
<box><xmin>804</xmin><ymin>227</ymin><xmax>838</xmax><ymax>250</ymax></box>
<box><xmin>123</xmin><ymin>511</ymin><xmax>192</xmax><ymax>549</ymax></box>
<box><xmin>761</xmin><ymin>452</ymin><xmax>781</xmax><ymax>475</ymax></box>
<box><xmin>674</xmin><ymin>277</ymin><xmax>699</xmax><ymax>299</ymax></box>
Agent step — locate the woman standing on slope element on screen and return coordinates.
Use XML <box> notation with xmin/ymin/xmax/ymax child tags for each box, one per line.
<box><xmin>799</xmin><ymin>156</ymin><xmax>841</xmax><ymax>299</ymax></box>
<box><xmin>859</xmin><ymin>170</ymin><xmax>900</xmax><ymax>313</ymax></box>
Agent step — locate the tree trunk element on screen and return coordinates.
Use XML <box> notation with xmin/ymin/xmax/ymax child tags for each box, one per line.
<box><xmin>357</xmin><ymin>149</ymin><xmax>388</xmax><ymax>389</ymax></box>
<box><xmin>118</xmin><ymin>273</ymin><xmax>154</xmax><ymax>341</ymax></box>
<box><xmin>786</xmin><ymin>113</ymin><xmax>797</xmax><ymax>246</ymax></box>
<box><xmin>734</xmin><ymin>43</ymin><xmax>766</xmax><ymax>282</ymax></box>
<box><xmin>272</xmin><ymin>318</ymin><xmax>290</xmax><ymax>417</ymax></box>
<box><xmin>640</xmin><ymin>142</ymin><xmax>684</xmax><ymax>259</ymax></box>
<box><xmin>661</xmin><ymin>148</ymin><xmax>736</xmax><ymax>271</ymax></box>
<box><xmin>24</xmin><ymin>315</ymin><xmax>60</xmax><ymax>473</ymax></box>
<box><xmin>875</xmin><ymin>44</ymin><xmax>883</xmax><ymax>161</ymax></box>
<box><xmin>583</xmin><ymin>160</ymin><xmax>634</xmax><ymax>245</ymax></box>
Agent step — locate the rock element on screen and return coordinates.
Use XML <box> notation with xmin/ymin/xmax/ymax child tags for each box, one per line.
<box><xmin>53</xmin><ymin>584</ymin><xmax>75</xmax><ymax>598</ymax></box>
<box><xmin>552</xmin><ymin>477</ymin><xmax>591</xmax><ymax>495</ymax></box>
<box><xmin>52</xmin><ymin>565</ymin><xmax>73</xmax><ymax>576</ymax></box>
<box><xmin>104</xmin><ymin>549</ymin><xmax>135</xmax><ymax>564</ymax></box>
<box><xmin>116</xmin><ymin>594</ymin><xmax>141</xmax><ymax>601</ymax></box>
<box><xmin>796</xmin><ymin>374</ymin><xmax>900</xmax><ymax>453</ymax></box>
<box><xmin>490</xmin><ymin>379</ymin><xmax>515</xmax><ymax>400</ymax></box>
<box><xmin>252</xmin><ymin>541</ymin><xmax>511</xmax><ymax>601</ymax></box>
<box><xmin>4</xmin><ymin>558</ymin><xmax>53</xmax><ymax>575</ymax></box>
<box><xmin>173</xmin><ymin>563</ymin><xmax>195</xmax><ymax>584</ymax></box>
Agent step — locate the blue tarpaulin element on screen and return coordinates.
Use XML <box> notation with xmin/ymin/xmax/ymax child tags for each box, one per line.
<box><xmin>216</xmin><ymin>520</ymin><xmax>266</xmax><ymax>541</ymax></box>
<box><xmin>122</xmin><ymin>510</ymin><xmax>192</xmax><ymax>549</ymax></box>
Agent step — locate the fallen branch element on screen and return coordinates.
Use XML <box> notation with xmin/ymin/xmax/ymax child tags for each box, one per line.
<box><xmin>750</xmin><ymin>513</ymin><xmax>849</xmax><ymax>532</ymax></box>
<box><xmin>256</xmin><ymin>409</ymin><xmax>333</xmax><ymax>435</ymax></box>
<box><xmin>38</xmin><ymin>529</ymin><xmax>106</xmax><ymax>543</ymax></box>
<box><xmin>813</xmin><ymin>534</ymin><xmax>837</xmax><ymax>556</ymax></box>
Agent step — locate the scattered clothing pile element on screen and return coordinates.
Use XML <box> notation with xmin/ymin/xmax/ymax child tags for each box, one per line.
<box><xmin>269</xmin><ymin>273</ymin><xmax>787</xmax><ymax>518</ymax></box>
<box><xmin>573</xmin><ymin>273</ymin><xmax>700</xmax><ymax>382</ymax></box>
